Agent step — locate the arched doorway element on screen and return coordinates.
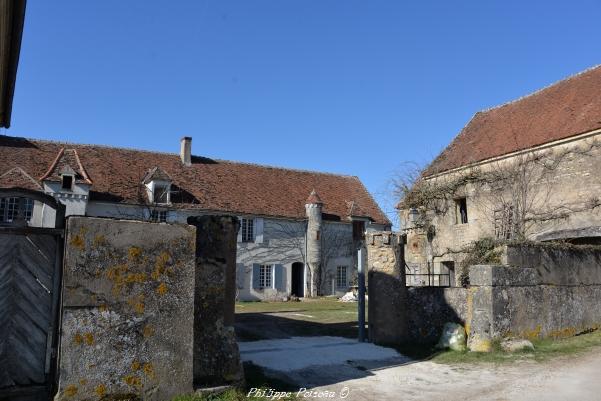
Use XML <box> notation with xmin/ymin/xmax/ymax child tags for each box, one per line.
<box><xmin>291</xmin><ymin>262</ymin><xmax>305</xmax><ymax>297</ymax></box>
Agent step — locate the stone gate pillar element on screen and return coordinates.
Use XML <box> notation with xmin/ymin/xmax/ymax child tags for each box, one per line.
<box><xmin>187</xmin><ymin>216</ymin><xmax>243</xmax><ymax>388</ymax></box>
<box><xmin>367</xmin><ymin>231</ymin><xmax>409</xmax><ymax>344</ymax></box>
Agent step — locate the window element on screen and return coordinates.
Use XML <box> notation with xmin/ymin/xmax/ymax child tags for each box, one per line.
<box><xmin>61</xmin><ymin>175</ymin><xmax>74</xmax><ymax>190</ymax></box>
<box><xmin>150</xmin><ymin>210</ymin><xmax>167</xmax><ymax>223</ymax></box>
<box><xmin>153</xmin><ymin>183</ymin><xmax>170</xmax><ymax>204</ymax></box>
<box><xmin>494</xmin><ymin>206</ymin><xmax>514</xmax><ymax>239</ymax></box>
<box><xmin>353</xmin><ymin>221</ymin><xmax>365</xmax><ymax>241</ymax></box>
<box><xmin>259</xmin><ymin>264</ymin><xmax>273</xmax><ymax>289</ymax></box>
<box><xmin>241</xmin><ymin>218</ymin><xmax>254</xmax><ymax>242</ymax></box>
<box><xmin>0</xmin><ymin>197</ymin><xmax>34</xmax><ymax>223</ymax></box>
<box><xmin>441</xmin><ymin>261</ymin><xmax>455</xmax><ymax>287</ymax></box>
<box><xmin>455</xmin><ymin>198</ymin><xmax>468</xmax><ymax>224</ymax></box>
<box><xmin>336</xmin><ymin>266</ymin><xmax>347</xmax><ymax>289</ymax></box>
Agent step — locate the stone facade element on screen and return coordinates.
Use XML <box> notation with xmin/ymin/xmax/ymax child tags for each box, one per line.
<box><xmin>401</xmin><ymin>131</ymin><xmax>601</xmax><ymax>282</ymax></box>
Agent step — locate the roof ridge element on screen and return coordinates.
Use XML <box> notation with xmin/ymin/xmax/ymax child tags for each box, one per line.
<box><xmin>478</xmin><ymin>64</ymin><xmax>601</xmax><ymax>114</ymax></box>
<box><xmin>5</xmin><ymin>135</ymin><xmax>357</xmax><ymax>179</ymax></box>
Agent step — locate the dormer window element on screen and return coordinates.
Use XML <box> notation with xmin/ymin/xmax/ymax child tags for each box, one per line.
<box><xmin>153</xmin><ymin>182</ymin><xmax>171</xmax><ymax>204</ymax></box>
<box><xmin>61</xmin><ymin>174</ymin><xmax>74</xmax><ymax>191</ymax></box>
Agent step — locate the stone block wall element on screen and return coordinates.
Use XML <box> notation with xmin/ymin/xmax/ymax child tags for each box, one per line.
<box><xmin>468</xmin><ymin>243</ymin><xmax>601</xmax><ymax>351</ymax></box>
<box><xmin>367</xmin><ymin>236</ymin><xmax>601</xmax><ymax>350</ymax></box>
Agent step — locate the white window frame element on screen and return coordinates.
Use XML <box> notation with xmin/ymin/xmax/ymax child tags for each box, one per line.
<box><xmin>0</xmin><ymin>197</ymin><xmax>34</xmax><ymax>223</ymax></box>
<box><xmin>336</xmin><ymin>266</ymin><xmax>347</xmax><ymax>289</ymax></box>
<box><xmin>241</xmin><ymin>218</ymin><xmax>255</xmax><ymax>242</ymax></box>
<box><xmin>259</xmin><ymin>264</ymin><xmax>274</xmax><ymax>289</ymax></box>
<box><xmin>152</xmin><ymin>182</ymin><xmax>171</xmax><ymax>205</ymax></box>
<box><xmin>150</xmin><ymin>210</ymin><xmax>168</xmax><ymax>223</ymax></box>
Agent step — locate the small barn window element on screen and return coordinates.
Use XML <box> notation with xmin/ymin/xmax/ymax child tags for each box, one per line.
<box><xmin>455</xmin><ymin>198</ymin><xmax>468</xmax><ymax>224</ymax></box>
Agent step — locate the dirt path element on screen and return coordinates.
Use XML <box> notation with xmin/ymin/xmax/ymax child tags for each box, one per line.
<box><xmin>239</xmin><ymin>336</ymin><xmax>601</xmax><ymax>401</ymax></box>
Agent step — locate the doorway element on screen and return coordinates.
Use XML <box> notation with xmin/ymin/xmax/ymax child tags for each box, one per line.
<box><xmin>291</xmin><ymin>262</ymin><xmax>304</xmax><ymax>297</ymax></box>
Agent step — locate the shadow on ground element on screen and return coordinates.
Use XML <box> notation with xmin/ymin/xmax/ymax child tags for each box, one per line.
<box><xmin>236</xmin><ymin>312</ymin><xmax>445</xmax><ymax>389</ymax></box>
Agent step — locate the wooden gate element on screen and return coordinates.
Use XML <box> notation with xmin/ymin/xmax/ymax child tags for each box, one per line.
<box><xmin>0</xmin><ymin>189</ymin><xmax>65</xmax><ymax>401</ymax></box>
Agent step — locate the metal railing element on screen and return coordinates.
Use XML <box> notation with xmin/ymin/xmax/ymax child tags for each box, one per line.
<box><xmin>405</xmin><ymin>262</ymin><xmax>452</xmax><ymax>287</ymax></box>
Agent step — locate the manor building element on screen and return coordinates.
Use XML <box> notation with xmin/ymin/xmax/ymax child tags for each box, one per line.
<box><xmin>0</xmin><ymin>135</ymin><xmax>390</xmax><ymax>300</ymax></box>
<box><xmin>399</xmin><ymin>65</ymin><xmax>601</xmax><ymax>286</ymax></box>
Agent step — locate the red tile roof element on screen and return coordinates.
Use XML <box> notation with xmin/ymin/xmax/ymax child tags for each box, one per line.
<box><xmin>0</xmin><ymin>135</ymin><xmax>390</xmax><ymax>225</ymax></box>
<box><xmin>424</xmin><ymin>65</ymin><xmax>601</xmax><ymax>177</ymax></box>
<box><xmin>306</xmin><ymin>189</ymin><xmax>323</xmax><ymax>204</ymax></box>
<box><xmin>0</xmin><ymin>167</ymin><xmax>42</xmax><ymax>191</ymax></box>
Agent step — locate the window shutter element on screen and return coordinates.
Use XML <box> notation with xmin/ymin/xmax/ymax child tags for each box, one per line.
<box><xmin>275</xmin><ymin>264</ymin><xmax>285</xmax><ymax>292</ymax></box>
<box><xmin>236</xmin><ymin>263</ymin><xmax>245</xmax><ymax>288</ymax></box>
<box><xmin>254</xmin><ymin>218</ymin><xmax>264</xmax><ymax>243</ymax></box>
<box><xmin>252</xmin><ymin>264</ymin><xmax>261</xmax><ymax>289</ymax></box>
<box><xmin>237</xmin><ymin>217</ymin><xmax>243</xmax><ymax>243</ymax></box>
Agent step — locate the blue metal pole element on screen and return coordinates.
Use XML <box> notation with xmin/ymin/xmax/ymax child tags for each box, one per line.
<box><xmin>358</xmin><ymin>247</ymin><xmax>366</xmax><ymax>342</ymax></box>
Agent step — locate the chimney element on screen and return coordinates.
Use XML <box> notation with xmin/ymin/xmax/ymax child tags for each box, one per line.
<box><xmin>180</xmin><ymin>137</ymin><xmax>192</xmax><ymax>166</ymax></box>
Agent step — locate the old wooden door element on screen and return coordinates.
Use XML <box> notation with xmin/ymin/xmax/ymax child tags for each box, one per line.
<box><xmin>0</xmin><ymin>190</ymin><xmax>65</xmax><ymax>401</ymax></box>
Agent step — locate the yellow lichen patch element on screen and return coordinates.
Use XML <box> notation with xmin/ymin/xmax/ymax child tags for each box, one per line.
<box><xmin>124</xmin><ymin>272</ymin><xmax>148</xmax><ymax>284</ymax></box>
<box><xmin>131</xmin><ymin>360</ymin><xmax>141</xmax><ymax>371</ymax></box>
<box><xmin>99</xmin><ymin>304</ymin><xmax>109</xmax><ymax>313</ymax></box>
<box><xmin>127</xmin><ymin>295</ymin><xmax>145</xmax><ymax>315</ymax></box>
<box><xmin>73</xmin><ymin>333</ymin><xmax>83</xmax><ymax>345</ymax></box>
<box><xmin>523</xmin><ymin>325</ymin><xmax>542</xmax><ymax>340</ymax></box>
<box><xmin>549</xmin><ymin>327</ymin><xmax>578</xmax><ymax>339</ymax></box>
<box><xmin>156</xmin><ymin>282</ymin><xmax>168</xmax><ymax>296</ymax></box>
<box><xmin>151</xmin><ymin>251</ymin><xmax>171</xmax><ymax>280</ymax></box>
<box><xmin>79</xmin><ymin>379</ymin><xmax>88</xmax><ymax>385</ymax></box>
<box><xmin>123</xmin><ymin>375</ymin><xmax>142</xmax><ymax>388</ymax></box>
<box><xmin>64</xmin><ymin>384</ymin><xmax>78</xmax><ymax>397</ymax></box>
<box><xmin>93</xmin><ymin>234</ymin><xmax>106</xmax><ymax>247</ymax></box>
<box><xmin>70</xmin><ymin>235</ymin><xmax>85</xmax><ymax>250</ymax></box>
<box><xmin>95</xmin><ymin>384</ymin><xmax>106</xmax><ymax>397</ymax></box>
<box><xmin>84</xmin><ymin>332</ymin><xmax>94</xmax><ymax>346</ymax></box>
<box><xmin>142</xmin><ymin>325</ymin><xmax>155</xmax><ymax>338</ymax></box>
<box><xmin>143</xmin><ymin>363</ymin><xmax>154</xmax><ymax>378</ymax></box>
<box><xmin>128</xmin><ymin>246</ymin><xmax>143</xmax><ymax>260</ymax></box>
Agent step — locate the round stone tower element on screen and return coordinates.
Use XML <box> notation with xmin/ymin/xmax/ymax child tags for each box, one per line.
<box><xmin>305</xmin><ymin>189</ymin><xmax>323</xmax><ymax>297</ymax></box>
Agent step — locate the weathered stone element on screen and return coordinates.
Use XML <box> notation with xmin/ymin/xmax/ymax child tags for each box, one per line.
<box><xmin>187</xmin><ymin>215</ymin><xmax>244</xmax><ymax>388</ymax></box>
<box><xmin>57</xmin><ymin>217</ymin><xmax>197</xmax><ymax>401</ymax></box>
<box><xmin>367</xmin><ymin>231</ymin><xmax>408</xmax><ymax>344</ymax></box>
<box><xmin>501</xmin><ymin>338</ymin><xmax>534</xmax><ymax>352</ymax></box>
<box><xmin>436</xmin><ymin>322</ymin><xmax>467</xmax><ymax>351</ymax></box>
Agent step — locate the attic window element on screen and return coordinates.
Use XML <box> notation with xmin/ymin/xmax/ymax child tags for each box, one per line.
<box><xmin>61</xmin><ymin>175</ymin><xmax>74</xmax><ymax>190</ymax></box>
<box><xmin>153</xmin><ymin>183</ymin><xmax>171</xmax><ymax>204</ymax></box>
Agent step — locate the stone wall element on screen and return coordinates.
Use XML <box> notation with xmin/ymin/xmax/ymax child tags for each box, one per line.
<box><xmin>368</xmin><ymin>236</ymin><xmax>601</xmax><ymax>350</ymax></box>
<box><xmin>56</xmin><ymin>216</ymin><xmax>242</xmax><ymax>401</ymax></box>
<box><xmin>468</xmin><ymin>243</ymin><xmax>601</xmax><ymax>351</ymax></box>
<box><xmin>405</xmin><ymin>287</ymin><xmax>468</xmax><ymax>343</ymax></box>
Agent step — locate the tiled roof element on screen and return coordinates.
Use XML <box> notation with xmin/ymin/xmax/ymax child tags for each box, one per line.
<box><xmin>0</xmin><ymin>167</ymin><xmax>42</xmax><ymax>191</ymax></box>
<box><xmin>0</xmin><ymin>135</ymin><xmax>390</xmax><ymax>225</ymax></box>
<box><xmin>40</xmin><ymin>148</ymin><xmax>93</xmax><ymax>184</ymax></box>
<box><xmin>424</xmin><ymin>65</ymin><xmax>601</xmax><ymax>177</ymax></box>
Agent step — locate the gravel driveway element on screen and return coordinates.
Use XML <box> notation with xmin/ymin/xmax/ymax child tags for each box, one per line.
<box><xmin>240</xmin><ymin>336</ymin><xmax>601</xmax><ymax>401</ymax></box>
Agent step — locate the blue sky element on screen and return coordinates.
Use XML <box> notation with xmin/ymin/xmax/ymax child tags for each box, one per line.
<box><xmin>6</xmin><ymin>1</ymin><xmax>601</xmax><ymax>227</ymax></box>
